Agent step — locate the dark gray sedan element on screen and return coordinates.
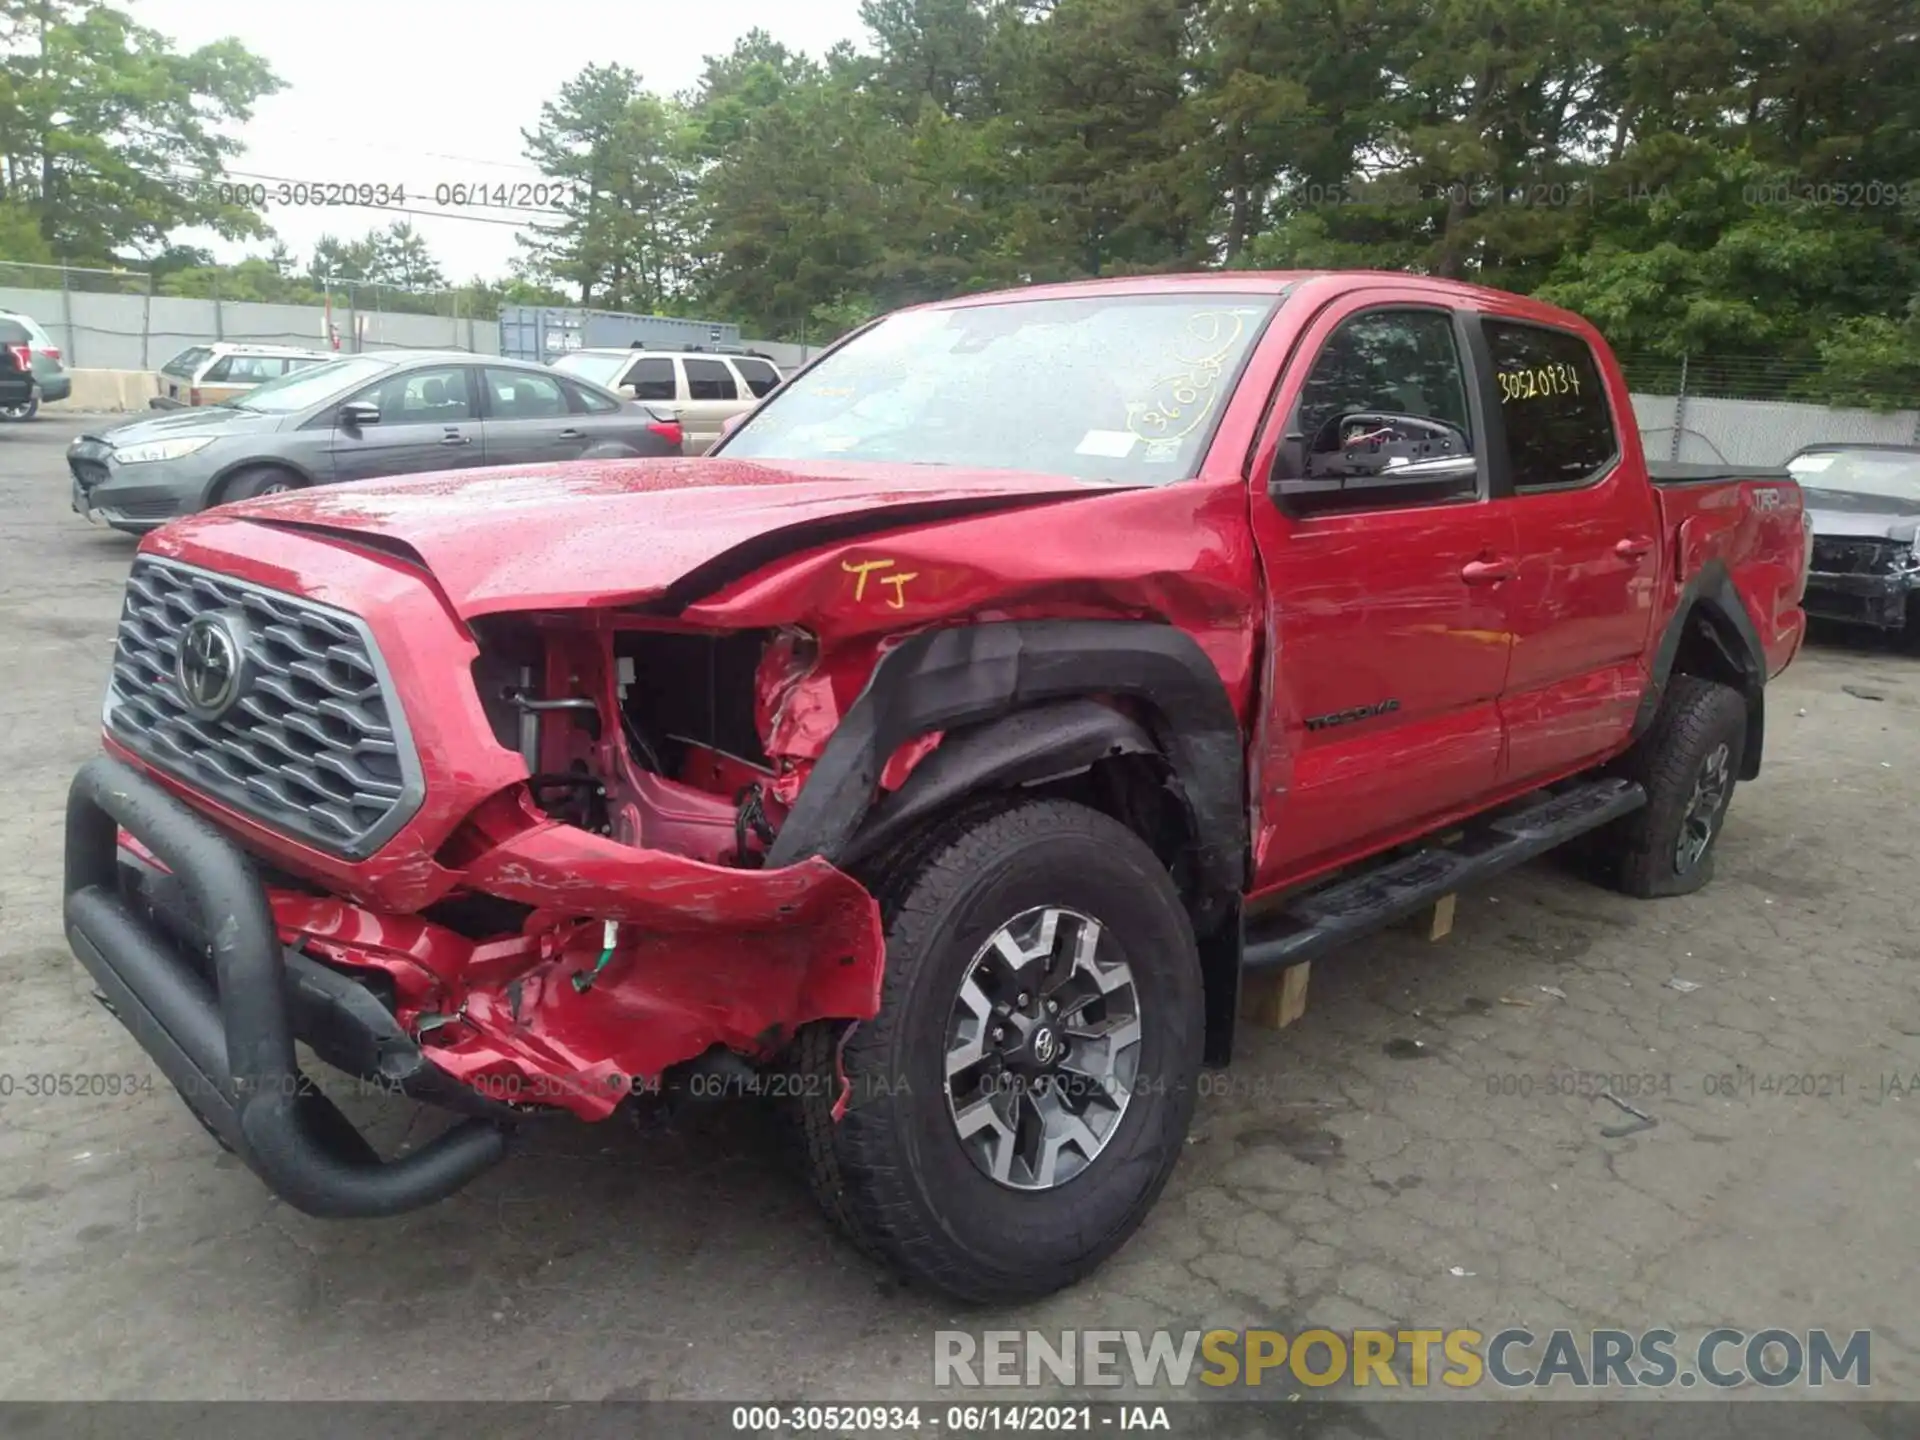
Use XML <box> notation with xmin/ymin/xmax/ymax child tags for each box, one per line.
<box><xmin>68</xmin><ymin>350</ymin><xmax>684</xmax><ymax>533</ymax></box>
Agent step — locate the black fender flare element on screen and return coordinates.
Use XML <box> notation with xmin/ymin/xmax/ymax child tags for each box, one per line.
<box><xmin>764</xmin><ymin>620</ymin><xmax>1248</xmax><ymax>929</ymax></box>
<box><xmin>837</xmin><ymin>698</ymin><xmax>1160</xmax><ymax>872</ymax></box>
<box><xmin>1635</xmin><ymin>557</ymin><xmax>1768</xmax><ymax>779</ymax></box>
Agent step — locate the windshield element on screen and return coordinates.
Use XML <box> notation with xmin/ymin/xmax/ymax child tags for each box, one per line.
<box><xmin>552</xmin><ymin>352</ymin><xmax>630</xmax><ymax>387</ymax></box>
<box><xmin>228</xmin><ymin>355</ymin><xmax>392</xmax><ymax>413</ymax></box>
<box><xmin>1789</xmin><ymin>449</ymin><xmax>1920</xmax><ymax>505</ymax></box>
<box><xmin>720</xmin><ymin>293</ymin><xmax>1280</xmax><ymax>482</ymax></box>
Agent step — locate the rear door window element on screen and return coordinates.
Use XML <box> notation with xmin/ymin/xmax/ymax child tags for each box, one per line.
<box><xmin>1482</xmin><ymin>321</ymin><xmax>1617</xmax><ymax>490</ymax></box>
<box><xmin>684</xmin><ymin>358</ymin><xmax>739</xmax><ymax>402</ymax></box>
<box><xmin>483</xmin><ymin>368</ymin><xmax>570</xmax><ymax>419</ymax></box>
<box><xmin>626</xmin><ymin>356</ymin><xmax>677</xmax><ymax>401</ymax></box>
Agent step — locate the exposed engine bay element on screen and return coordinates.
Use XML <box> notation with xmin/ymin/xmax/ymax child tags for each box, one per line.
<box><xmin>469</xmin><ymin>618</ymin><xmax>797</xmax><ymax>869</ymax></box>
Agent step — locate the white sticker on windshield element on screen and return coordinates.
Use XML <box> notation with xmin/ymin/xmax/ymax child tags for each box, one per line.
<box><xmin>1789</xmin><ymin>454</ymin><xmax>1834</xmax><ymax>472</ymax></box>
<box><xmin>1142</xmin><ymin>438</ymin><xmax>1182</xmax><ymax>464</ymax></box>
<box><xmin>1075</xmin><ymin>429</ymin><xmax>1139</xmax><ymax>459</ymax></box>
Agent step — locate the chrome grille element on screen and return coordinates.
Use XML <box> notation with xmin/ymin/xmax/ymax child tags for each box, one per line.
<box><xmin>106</xmin><ymin>556</ymin><xmax>422</xmax><ymax>858</ymax></box>
<box><xmin>1810</xmin><ymin>537</ymin><xmax>1908</xmax><ymax>576</ymax></box>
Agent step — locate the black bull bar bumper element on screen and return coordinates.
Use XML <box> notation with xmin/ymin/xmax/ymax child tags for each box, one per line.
<box><xmin>63</xmin><ymin>756</ymin><xmax>509</xmax><ymax>1217</ymax></box>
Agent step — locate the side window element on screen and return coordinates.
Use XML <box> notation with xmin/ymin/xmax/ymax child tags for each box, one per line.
<box><xmin>732</xmin><ymin>357</ymin><xmax>781</xmax><ymax>398</ymax></box>
<box><xmin>354</xmin><ymin>366</ymin><xmax>475</xmax><ymax>423</ymax></box>
<box><xmin>202</xmin><ymin>356</ymin><xmax>235</xmax><ymax>382</ymax></box>
<box><xmin>561</xmin><ymin>380</ymin><xmax>619</xmax><ymax>414</ymax></box>
<box><xmin>483</xmin><ymin>368</ymin><xmax>568</xmax><ymax>419</ymax></box>
<box><xmin>626</xmin><ymin>356</ymin><xmax>677</xmax><ymax>401</ymax></box>
<box><xmin>217</xmin><ymin>355</ymin><xmax>280</xmax><ymax>384</ymax></box>
<box><xmin>1294</xmin><ymin>309</ymin><xmax>1471</xmax><ymax>449</ymax></box>
<box><xmin>1482</xmin><ymin>321</ymin><xmax>1617</xmax><ymax>489</ymax></box>
<box><xmin>684</xmin><ymin>358</ymin><xmax>738</xmax><ymax>402</ymax></box>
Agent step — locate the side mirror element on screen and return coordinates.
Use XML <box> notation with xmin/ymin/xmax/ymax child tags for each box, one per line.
<box><xmin>338</xmin><ymin>400</ymin><xmax>381</xmax><ymax>430</ymax></box>
<box><xmin>1271</xmin><ymin>412</ymin><xmax>1476</xmax><ymax>512</ymax></box>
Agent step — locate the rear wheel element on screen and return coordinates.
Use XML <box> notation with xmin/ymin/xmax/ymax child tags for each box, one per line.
<box><xmin>1592</xmin><ymin>674</ymin><xmax>1747</xmax><ymax>897</ymax></box>
<box><xmin>0</xmin><ymin>396</ymin><xmax>37</xmax><ymax>421</ymax></box>
<box><xmin>794</xmin><ymin>797</ymin><xmax>1202</xmax><ymax>1302</ymax></box>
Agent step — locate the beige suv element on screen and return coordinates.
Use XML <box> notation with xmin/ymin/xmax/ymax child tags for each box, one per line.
<box><xmin>549</xmin><ymin>349</ymin><xmax>783</xmax><ymax>453</ymax></box>
<box><xmin>154</xmin><ymin>342</ymin><xmax>338</xmax><ymax>409</ymax></box>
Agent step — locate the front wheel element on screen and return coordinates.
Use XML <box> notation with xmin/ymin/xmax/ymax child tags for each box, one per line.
<box><xmin>796</xmin><ymin>798</ymin><xmax>1203</xmax><ymax>1302</ymax></box>
<box><xmin>216</xmin><ymin>466</ymin><xmax>303</xmax><ymax>505</ymax></box>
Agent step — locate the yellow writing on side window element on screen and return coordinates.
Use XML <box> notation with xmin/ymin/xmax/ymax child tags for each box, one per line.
<box><xmin>1498</xmin><ymin>362</ymin><xmax>1583</xmax><ymax>403</ymax></box>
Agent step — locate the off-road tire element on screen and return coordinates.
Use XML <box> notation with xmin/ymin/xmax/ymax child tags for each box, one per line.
<box><xmin>1593</xmin><ymin>674</ymin><xmax>1747</xmax><ymax>898</ymax></box>
<box><xmin>793</xmin><ymin>797</ymin><xmax>1203</xmax><ymax>1302</ymax></box>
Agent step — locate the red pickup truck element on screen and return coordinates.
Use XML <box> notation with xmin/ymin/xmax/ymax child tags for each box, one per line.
<box><xmin>64</xmin><ymin>272</ymin><xmax>1807</xmax><ymax>1301</ymax></box>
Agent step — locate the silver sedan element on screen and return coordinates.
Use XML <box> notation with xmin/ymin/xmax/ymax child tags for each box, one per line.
<box><xmin>68</xmin><ymin>350</ymin><xmax>684</xmax><ymax>533</ymax></box>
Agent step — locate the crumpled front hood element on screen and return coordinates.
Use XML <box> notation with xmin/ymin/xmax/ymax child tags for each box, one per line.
<box><xmin>177</xmin><ymin>456</ymin><xmax>1122</xmax><ymax>618</ymax></box>
<box><xmin>1804</xmin><ymin>490</ymin><xmax>1920</xmax><ymax>545</ymax></box>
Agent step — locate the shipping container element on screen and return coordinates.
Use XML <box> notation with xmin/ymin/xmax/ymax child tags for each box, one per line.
<box><xmin>498</xmin><ymin>306</ymin><xmax>742</xmax><ymax>363</ymax></box>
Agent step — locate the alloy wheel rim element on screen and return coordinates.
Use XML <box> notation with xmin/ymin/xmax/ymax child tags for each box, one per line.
<box><xmin>1676</xmin><ymin>741</ymin><xmax>1732</xmax><ymax>871</ymax></box>
<box><xmin>943</xmin><ymin>905</ymin><xmax>1142</xmax><ymax>1191</ymax></box>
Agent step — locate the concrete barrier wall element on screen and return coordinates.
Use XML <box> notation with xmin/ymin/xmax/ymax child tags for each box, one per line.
<box><xmin>51</xmin><ymin>370</ymin><xmax>161</xmax><ymax>412</ymax></box>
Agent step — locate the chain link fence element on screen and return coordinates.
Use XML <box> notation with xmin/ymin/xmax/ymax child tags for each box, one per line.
<box><xmin>1618</xmin><ymin>351</ymin><xmax>1920</xmax><ymax>463</ymax></box>
<box><xmin>0</xmin><ymin>260</ymin><xmax>496</xmax><ymax>370</ymax></box>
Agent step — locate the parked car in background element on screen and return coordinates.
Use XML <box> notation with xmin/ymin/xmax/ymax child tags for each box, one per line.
<box><xmin>549</xmin><ymin>348</ymin><xmax>783</xmax><ymax>453</ymax></box>
<box><xmin>0</xmin><ymin>309</ymin><xmax>67</xmax><ymax>420</ymax></box>
<box><xmin>72</xmin><ymin>350</ymin><xmax>683</xmax><ymax>532</ymax></box>
<box><xmin>1788</xmin><ymin>443</ymin><xmax>1920</xmax><ymax>640</ymax></box>
<box><xmin>151</xmin><ymin>342</ymin><xmax>337</xmax><ymax>410</ymax></box>
<box><xmin>0</xmin><ymin>318</ymin><xmax>39</xmax><ymax>415</ymax></box>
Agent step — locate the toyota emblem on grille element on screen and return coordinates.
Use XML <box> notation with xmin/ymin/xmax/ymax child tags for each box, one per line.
<box><xmin>175</xmin><ymin>612</ymin><xmax>249</xmax><ymax>720</ymax></box>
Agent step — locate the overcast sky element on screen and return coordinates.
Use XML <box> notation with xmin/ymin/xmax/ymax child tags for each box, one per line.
<box><xmin>133</xmin><ymin>0</ymin><xmax>871</xmax><ymax>282</ymax></box>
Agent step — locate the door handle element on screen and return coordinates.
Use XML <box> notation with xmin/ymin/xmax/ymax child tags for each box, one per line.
<box><xmin>439</xmin><ymin>432</ymin><xmax>470</xmax><ymax>446</ymax></box>
<box><xmin>1614</xmin><ymin>536</ymin><xmax>1653</xmax><ymax>559</ymax></box>
<box><xmin>1460</xmin><ymin>557</ymin><xmax>1512</xmax><ymax>585</ymax></box>
<box><xmin>559</xmin><ymin>428</ymin><xmax>582</xmax><ymax>439</ymax></box>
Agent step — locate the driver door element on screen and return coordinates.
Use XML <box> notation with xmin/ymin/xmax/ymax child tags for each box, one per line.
<box><xmin>1248</xmin><ymin>296</ymin><xmax>1518</xmax><ymax>887</ymax></box>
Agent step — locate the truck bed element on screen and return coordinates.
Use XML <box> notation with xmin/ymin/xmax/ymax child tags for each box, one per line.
<box><xmin>1647</xmin><ymin>461</ymin><xmax>1794</xmax><ymax>486</ymax></box>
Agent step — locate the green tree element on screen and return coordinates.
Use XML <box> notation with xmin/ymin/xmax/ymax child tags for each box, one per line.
<box><xmin>0</xmin><ymin>0</ymin><xmax>281</xmax><ymax>262</ymax></box>
<box><xmin>518</xmin><ymin>62</ymin><xmax>695</xmax><ymax>312</ymax></box>
<box><xmin>371</xmin><ymin>221</ymin><xmax>444</xmax><ymax>289</ymax></box>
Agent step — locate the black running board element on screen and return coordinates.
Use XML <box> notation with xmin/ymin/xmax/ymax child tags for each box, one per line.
<box><xmin>1243</xmin><ymin>778</ymin><xmax>1646</xmax><ymax>972</ymax></box>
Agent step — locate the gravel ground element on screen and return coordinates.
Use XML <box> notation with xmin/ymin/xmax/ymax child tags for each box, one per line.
<box><xmin>1</xmin><ymin>414</ymin><xmax>1916</xmax><ymax>1408</ymax></box>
